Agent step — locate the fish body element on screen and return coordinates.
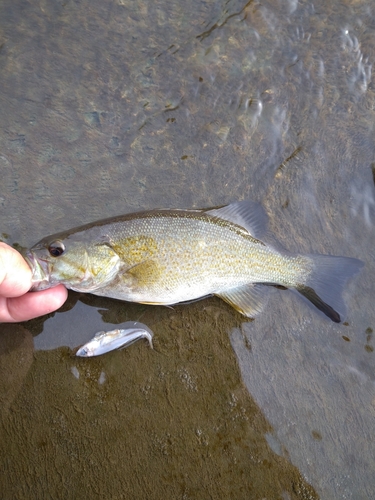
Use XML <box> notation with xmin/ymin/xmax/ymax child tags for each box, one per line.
<box><xmin>26</xmin><ymin>201</ymin><xmax>363</xmax><ymax>322</ymax></box>
<box><xmin>76</xmin><ymin>323</ymin><xmax>154</xmax><ymax>357</ymax></box>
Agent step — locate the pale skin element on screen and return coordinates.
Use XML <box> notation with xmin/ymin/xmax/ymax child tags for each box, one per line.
<box><xmin>0</xmin><ymin>242</ymin><xmax>67</xmax><ymax>322</ymax></box>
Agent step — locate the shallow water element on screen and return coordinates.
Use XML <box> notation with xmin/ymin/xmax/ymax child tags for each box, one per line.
<box><xmin>1</xmin><ymin>0</ymin><xmax>375</xmax><ymax>498</ymax></box>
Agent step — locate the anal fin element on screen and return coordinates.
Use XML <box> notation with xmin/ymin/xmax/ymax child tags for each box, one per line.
<box><xmin>216</xmin><ymin>284</ymin><xmax>272</xmax><ymax>318</ymax></box>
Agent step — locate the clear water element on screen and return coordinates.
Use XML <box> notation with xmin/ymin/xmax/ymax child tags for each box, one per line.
<box><xmin>1</xmin><ymin>0</ymin><xmax>374</xmax><ymax>498</ymax></box>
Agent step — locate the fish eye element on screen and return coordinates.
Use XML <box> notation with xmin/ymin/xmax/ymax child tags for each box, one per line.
<box><xmin>48</xmin><ymin>240</ymin><xmax>65</xmax><ymax>257</ymax></box>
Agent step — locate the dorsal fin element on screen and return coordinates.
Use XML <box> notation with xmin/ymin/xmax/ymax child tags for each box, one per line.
<box><xmin>205</xmin><ymin>200</ymin><xmax>268</xmax><ymax>239</ymax></box>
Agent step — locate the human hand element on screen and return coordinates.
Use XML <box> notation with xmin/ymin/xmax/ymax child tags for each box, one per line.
<box><xmin>0</xmin><ymin>242</ymin><xmax>67</xmax><ymax>322</ymax></box>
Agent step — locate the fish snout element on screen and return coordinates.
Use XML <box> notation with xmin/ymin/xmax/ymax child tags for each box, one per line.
<box><xmin>24</xmin><ymin>251</ymin><xmax>52</xmax><ymax>291</ymax></box>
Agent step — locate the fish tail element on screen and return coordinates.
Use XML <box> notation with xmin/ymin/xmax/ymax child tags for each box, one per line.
<box><xmin>295</xmin><ymin>255</ymin><xmax>363</xmax><ymax>323</ymax></box>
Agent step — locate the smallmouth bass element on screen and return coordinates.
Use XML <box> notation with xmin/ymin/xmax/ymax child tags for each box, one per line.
<box><xmin>25</xmin><ymin>201</ymin><xmax>363</xmax><ymax>322</ymax></box>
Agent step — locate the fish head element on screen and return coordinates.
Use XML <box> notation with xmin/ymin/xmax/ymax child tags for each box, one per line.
<box><xmin>25</xmin><ymin>230</ymin><xmax>121</xmax><ymax>292</ymax></box>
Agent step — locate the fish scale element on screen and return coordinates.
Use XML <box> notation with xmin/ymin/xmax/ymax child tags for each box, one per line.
<box><xmin>99</xmin><ymin>214</ymin><xmax>305</xmax><ymax>302</ymax></box>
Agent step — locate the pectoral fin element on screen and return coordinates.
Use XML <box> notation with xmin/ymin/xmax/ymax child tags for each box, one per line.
<box><xmin>216</xmin><ymin>284</ymin><xmax>272</xmax><ymax>318</ymax></box>
<box><xmin>125</xmin><ymin>259</ymin><xmax>163</xmax><ymax>286</ymax></box>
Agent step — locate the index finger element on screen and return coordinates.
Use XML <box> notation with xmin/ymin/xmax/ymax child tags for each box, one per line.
<box><xmin>0</xmin><ymin>285</ymin><xmax>68</xmax><ymax>322</ymax></box>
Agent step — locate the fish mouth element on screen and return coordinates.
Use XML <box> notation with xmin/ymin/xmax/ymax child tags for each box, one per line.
<box><xmin>24</xmin><ymin>251</ymin><xmax>52</xmax><ymax>291</ymax></box>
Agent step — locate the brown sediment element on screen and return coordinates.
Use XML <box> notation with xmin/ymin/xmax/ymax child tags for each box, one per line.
<box><xmin>0</xmin><ymin>299</ymin><xmax>318</xmax><ymax>499</ymax></box>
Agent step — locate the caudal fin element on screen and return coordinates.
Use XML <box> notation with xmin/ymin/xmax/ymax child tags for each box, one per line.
<box><xmin>295</xmin><ymin>255</ymin><xmax>364</xmax><ymax>323</ymax></box>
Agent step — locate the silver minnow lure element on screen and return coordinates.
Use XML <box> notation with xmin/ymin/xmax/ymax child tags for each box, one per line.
<box><xmin>76</xmin><ymin>322</ymin><xmax>154</xmax><ymax>357</ymax></box>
